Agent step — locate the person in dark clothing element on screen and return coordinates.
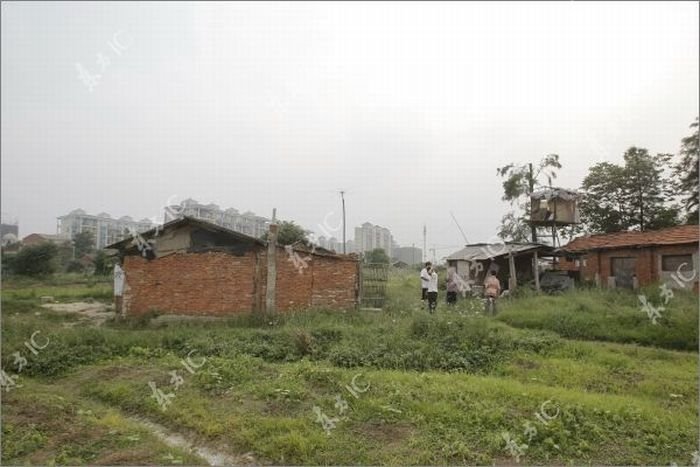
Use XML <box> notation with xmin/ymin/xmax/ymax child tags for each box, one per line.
<box><xmin>446</xmin><ymin>267</ymin><xmax>458</xmax><ymax>305</ymax></box>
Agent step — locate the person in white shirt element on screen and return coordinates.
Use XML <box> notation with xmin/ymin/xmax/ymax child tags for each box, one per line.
<box><xmin>427</xmin><ymin>267</ymin><xmax>439</xmax><ymax>313</ymax></box>
<box><xmin>419</xmin><ymin>262</ymin><xmax>432</xmax><ymax>309</ymax></box>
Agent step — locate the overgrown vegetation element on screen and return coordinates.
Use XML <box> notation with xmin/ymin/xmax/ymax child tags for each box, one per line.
<box><xmin>1</xmin><ymin>271</ymin><xmax>697</xmax><ymax>465</ymax></box>
<box><xmin>496</xmin><ymin>285</ymin><xmax>698</xmax><ymax>350</ymax></box>
<box><xmin>7</xmin><ymin>243</ymin><xmax>59</xmax><ymax>276</ymax></box>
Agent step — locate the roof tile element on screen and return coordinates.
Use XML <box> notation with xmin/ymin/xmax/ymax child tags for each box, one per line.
<box><xmin>563</xmin><ymin>225</ymin><xmax>699</xmax><ymax>252</ymax></box>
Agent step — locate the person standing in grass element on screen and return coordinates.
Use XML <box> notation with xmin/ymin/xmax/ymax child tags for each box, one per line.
<box><xmin>420</xmin><ymin>261</ymin><xmax>432</xmax><ymax>309</ymax></box>
<box><xmin>483</xmin><ymin>269</ymin><xmax>501</xmax><ymax>314</ymax></box>
<box><xmin>427</xmin><ymin>266</ymin><xmax>439</xmax><ymax>313</ymax></box>
<box><xmin>446</xmin><ymin>267</ymin><xmax>459</xmax><ymax>305</ymax></box>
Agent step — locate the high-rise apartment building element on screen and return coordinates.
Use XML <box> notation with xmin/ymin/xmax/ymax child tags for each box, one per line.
<box><xmin>354</xmin><ymin>222</ymin><xmax>393</xmax><ymax>257</ymax></box>
<box><xmin>165</xmin><ymin>198</ymin><xmax>270</xmax><ymax>239</ymax></box>
<box><xmin>57</xmin><ymin>209</ymin><xmax>154</xmax><ymax>249</ymax></box>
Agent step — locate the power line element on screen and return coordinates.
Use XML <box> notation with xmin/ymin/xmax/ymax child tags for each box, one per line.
<box><xmin>450</xmin><ymin>211</ymin><xmax>469</xmax><ymax>245</ymax></box>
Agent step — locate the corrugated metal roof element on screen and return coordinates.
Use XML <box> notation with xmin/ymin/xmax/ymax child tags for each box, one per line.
<box><xmin>531</xmin><ymin>187</ymin><xmax>580</xmax><ymax>201</ymax></box>
<box><xmin>446</xmin><ymin>243</ymin><xmax>551</xmax><ymax>261</ymax></box>
<box><xmin>563</xmin><ymin>225</ymin><xmax>699</xmax><ymax>253</ymax></box>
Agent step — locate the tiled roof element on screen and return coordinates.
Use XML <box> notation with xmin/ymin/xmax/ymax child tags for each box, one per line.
<box><xmin>563</xmin><ymin>225</ymin><xmax>699</xmax><ymax>253</ymax></box>
<box><xmin>105</xmin><ymin>216</ymin><xmax>352</xmax><ymax>259</ymax></box>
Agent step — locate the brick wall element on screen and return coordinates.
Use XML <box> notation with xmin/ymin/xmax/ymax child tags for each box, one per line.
<box><xmin>121</xmin><ymin>247</ymin><xmax>359</xmax><ymax>316</ymax></box>
<box><xmin>122</xmin><ymin>251</ymin><xmax>258</xmax><ymax>316</ymax></box>
<box><xmin>274</xmin><ymin>248</ymin><xmax>314</xmax><ymax>310</ymax></box>
<box><xmin>576</xmin><ymin>243</ymin><xmax>698</xmax><ymax>290</ymax></box>
<box><xmin>311</xmin><ymin>257</ymin><xmax>359</xmax><ymax>308</ymax></box>
<box><xmin>268</xmin><ymin>248</ymin><xmax>359</xmax><ymax>311</ymax></box>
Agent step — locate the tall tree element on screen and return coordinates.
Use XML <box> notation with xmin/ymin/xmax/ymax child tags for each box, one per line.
<box><xmin>580</xmin><ymin>162</ymin><xmax>629</xmax><ymax>233</ymax></box>
<box><xmin>675</xmin><ymin>117</ymin><xmax>699</xmax><ymax>224</ymax></box>
<box><xmin>261</xmin><ymin>220</ymin><xmax>309</xmax><ymax>246</ymax></box>
<box><xmin>364</xmin><ymin>248</ymin><xmax>390</xmax><ymax>264</ymax></box>
<box><xmin>497</xmin><ymin>211</ymin><xmax>531</xmax><ymax>243</ymax></box>
<box><xmin>497</xmin><ymin>154</ymin><xmax>561</xmax><ymax>242</ymax></box>
<box><xmin>623</xmin><ymin>148</ymin><xmax>677</xmax><ymax>230</ymax></box>
<box><xmin>73</xmin><ymin>230</ymin><xmax>95</xmax><ymax>258</ymax></box>
<box><xmin>93</xmin><ymin>249</ymin><xmax>115</xmax><ymax>275</ymax></box>
<box><xmin>580</xmin><ymin>147</ymin><xmax>679</xmax><ymax>233</ymax></box>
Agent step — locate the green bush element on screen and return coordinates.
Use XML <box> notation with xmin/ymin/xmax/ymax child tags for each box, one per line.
<box><xmin>12</xmin><ymin>243</ymin><xmax>59</xmax><ymax>277</ymax></box>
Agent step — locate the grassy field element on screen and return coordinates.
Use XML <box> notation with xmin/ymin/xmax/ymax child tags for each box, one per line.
<box><xmin>1</xmin><ymin>271</ymin><xmax>698</xmax><ymax>465</ymax></box>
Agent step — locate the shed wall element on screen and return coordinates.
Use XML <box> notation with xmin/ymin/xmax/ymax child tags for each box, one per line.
<box><xmin>123</xmin><ymin>251</ymin><xmax>257</xmax><ymax>315</ymax></box>
<box><xmin>575</xmin><ymin>244</ymin><xmax>699</xmax><ymax>291</ymax></box>
<box><xmin>121</xmin><ymin>248</ymin><xmax>359</xmax><ymax>316</ymax></box>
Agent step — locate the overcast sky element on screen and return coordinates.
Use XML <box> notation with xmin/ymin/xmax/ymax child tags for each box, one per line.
<box><xmin>2</xmin><ymin>1</ymin><xmax>698</xmax><ymax>256</ymax></box>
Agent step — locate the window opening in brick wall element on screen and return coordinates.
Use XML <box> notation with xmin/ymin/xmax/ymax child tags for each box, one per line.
<box><xmin>661</xmin><ymin>254</ymin><xmax>694</xmax><ymax>272</ymax></box>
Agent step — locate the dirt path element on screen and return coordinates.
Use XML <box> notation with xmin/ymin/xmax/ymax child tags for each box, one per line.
<box><xmin>127</xmin><ymin>416</ymin><xmax>255</xmax><ymax>466</ymax></box>
<box><xmin>41</xmin><ymin>301</ymin><xmax>115</xmax><ymax>326</ymax></box>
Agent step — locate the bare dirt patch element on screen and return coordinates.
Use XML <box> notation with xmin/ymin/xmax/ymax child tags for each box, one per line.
<box><xmin>129</xmin><ymin>417</ymin><xmax>256</xmax><ymax>466</ymax></box>
<box><xmin>41</xmin><ymin>301</ymin><xmax>115</xmax><ymax>326</ymax></box>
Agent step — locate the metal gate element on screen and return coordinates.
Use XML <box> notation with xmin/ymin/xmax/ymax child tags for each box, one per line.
<box><xmin>611</xmin><ymin>257</ymin><xmax>637</xmax><ymax>289</ymax></box>
<box><xmin>360</xmin><ymin>263</ymin><xmax>390</xmax><ymax>309</ymax></box>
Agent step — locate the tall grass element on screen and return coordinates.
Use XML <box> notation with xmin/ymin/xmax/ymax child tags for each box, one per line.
<box><xmin>496</xmin><ymin>285</ymin><xmax>698</xmax><ymax>350</ymax></box>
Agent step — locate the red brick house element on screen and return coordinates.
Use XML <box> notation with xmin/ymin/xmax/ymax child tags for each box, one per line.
<box><xmin>106</xmin><ymin>217</ymin><xmax>360</xmax><ymax>316</ymax></box>
<box><xmin>560</xmin><ymin>225</ymin><xmax>699</xmax><ymax>291</ymax></box>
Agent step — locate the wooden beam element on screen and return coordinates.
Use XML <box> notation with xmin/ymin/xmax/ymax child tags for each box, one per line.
<box><xmin>533</xmin><ymin>250</ymin><xmax>540</xmax><ymax>292</ymax></box>
<box><xmin>508</xmin><ymin>247</ymin><xmax>517</xmax><ymax>291</ymax></box>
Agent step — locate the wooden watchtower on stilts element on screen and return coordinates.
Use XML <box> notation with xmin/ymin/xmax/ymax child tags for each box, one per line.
<box><xmin>530</xmin><ymin>187</ymin><xmax>581</xmax><ymax>274</ymax></box>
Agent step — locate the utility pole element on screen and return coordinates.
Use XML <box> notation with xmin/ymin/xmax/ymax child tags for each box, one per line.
<box><xmin>340</xmin><ymin>191</ymin><xmax>346</xmax><ymax>254</ymax></box>
<box><xmin>423</xmin><ymin>224</ymin><xmax>427</xmax><ymax>263</ymax></box>
<box><xmin>528</xmin><ymin>162</ymin><xmax>538</xmax><ymax>243</ymax></box>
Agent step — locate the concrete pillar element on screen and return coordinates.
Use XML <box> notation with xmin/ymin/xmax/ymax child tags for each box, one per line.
<box><xmin>265</xmin><ymin>220</ymin><xmax>278</xmax><ymax>313</ymax></box>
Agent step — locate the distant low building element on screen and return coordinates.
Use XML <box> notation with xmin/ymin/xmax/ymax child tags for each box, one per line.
<box><xmin>1</xmin><ymin>222</ymin><xmax>19</xmax><ymax>239</ymax></box>
<box><xmin>393</xmin><ymin>246</ymin><xmax>422</xmax><ymax>265</ymax></box>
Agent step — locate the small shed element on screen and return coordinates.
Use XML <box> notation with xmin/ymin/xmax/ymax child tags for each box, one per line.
<box><xmin>106</xmin><ymin>217</ymin><xmax>360</xmax><ymax>316</ymax></box>
<box><xmin>530</xmin><ymin>188</ymin><xmax>580</xmax><ymax>226</ymax></box>
<box><xmin>446</xmin><ymin>242</ymin><xmax>555</xmax><ymax>291</ymax></box>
